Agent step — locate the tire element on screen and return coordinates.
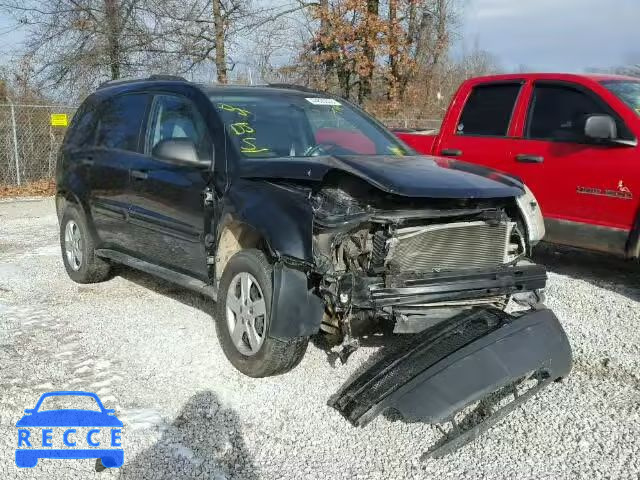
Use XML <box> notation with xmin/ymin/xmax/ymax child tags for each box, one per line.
<box><xmin>215</xmin><ymin>249</ymin><xmax>308</xmax><ymax>377</ymax></box>
<box><xmin>60</xmin><ymin>204</ymin><xmax>111</xmax><ymax>284</ymax></box>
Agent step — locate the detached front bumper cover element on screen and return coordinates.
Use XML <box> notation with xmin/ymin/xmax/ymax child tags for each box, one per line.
<box><xmin>329</xmin><ymin>308</ymin><xmax>572</xmax><ymax>428</ymax></box>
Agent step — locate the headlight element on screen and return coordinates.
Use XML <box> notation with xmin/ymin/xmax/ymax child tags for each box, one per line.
<box><xmin>516</xmin><ymin>184</ymin><xmax>545</xmax><ymax>245</ymax></box>
<box><xmin>311</xmin><ymin>188</ymin><xmax>368</xmax><ymax>223</ymax></box>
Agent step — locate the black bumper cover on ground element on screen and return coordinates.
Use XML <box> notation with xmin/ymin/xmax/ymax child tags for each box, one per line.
<box><xmin>329</xmin><ymin>308</ymin><xmax>572</xmax><ymax>427</ymax></box>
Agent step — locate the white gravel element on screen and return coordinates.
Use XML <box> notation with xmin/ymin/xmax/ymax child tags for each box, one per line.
<box><xmin>1</xmin><ymin>197</ymin><xmax>639</xmax><ymax>479</ymax></box>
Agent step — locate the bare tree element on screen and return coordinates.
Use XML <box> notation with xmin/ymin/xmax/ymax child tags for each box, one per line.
<box><xmin>0</xmin><ymin>0</ymin><xmax>194</xmax><ymax>95</ymax></box>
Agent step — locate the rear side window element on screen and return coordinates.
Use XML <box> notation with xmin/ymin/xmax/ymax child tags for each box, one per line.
<box><xmin>95</xmin><ymin>94</ymin><xmax>149</xmax><ymax>151</ymax></box>
<box><xmin>457</xmin><ymin>83</ymin><xmax>522</xmax><ymax>137</ymax></box>
<box><xmin>65</xmin><ymin>103</ymin><xmax>96</xmax><ymax>147</ymax></box>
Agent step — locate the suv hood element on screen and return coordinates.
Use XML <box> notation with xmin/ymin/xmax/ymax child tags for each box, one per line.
<box><xmin>238</xmin><ymin>155</ymin><xmax>524</xmax><ymax>199</ymax></box>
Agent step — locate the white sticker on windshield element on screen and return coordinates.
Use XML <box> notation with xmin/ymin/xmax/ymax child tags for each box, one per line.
<box><xmin>305</xmin><ymin>97</ymin><xmax>342</xmax><ymax>106</ymax></box>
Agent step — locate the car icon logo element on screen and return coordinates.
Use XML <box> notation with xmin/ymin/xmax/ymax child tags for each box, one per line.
<box><xmin>15</xmin><ymin>391</ymin><xmax>123</xmax><ymax>468</ymax></box>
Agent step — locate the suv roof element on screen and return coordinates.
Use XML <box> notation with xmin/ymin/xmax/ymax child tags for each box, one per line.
<box><xmin>95</xmin><ymin>75</ymin><xmax>328</xmax><ymax>98</ymax></box>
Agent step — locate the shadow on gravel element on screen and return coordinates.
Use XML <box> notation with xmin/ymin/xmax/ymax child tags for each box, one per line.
<box><xmin>118</xmin><ymin>391</ymin><xmax>257</xmax><ymax>479</ymax></box>
<box><xmin>532</xmin><ymin>243</ymin><xmax>640</xmax><ymax>301</ymax></box>
<box><xmin>115</xmin><ymin>266</ymin><xmax>214</xmax><ymax>314</ymax></box>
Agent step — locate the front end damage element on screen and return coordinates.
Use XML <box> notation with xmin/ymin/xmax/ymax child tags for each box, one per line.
<box><xmin>267</xmin><ymin>173</ymin><xmax>571</xmax><ymax>455</ymax></box>
<box><xmin>309</xmin><ymin>176</ymin><xmax>548</xmax><ymax>342</ymax></box>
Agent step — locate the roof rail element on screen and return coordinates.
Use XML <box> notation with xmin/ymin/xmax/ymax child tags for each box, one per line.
<box><xmin>98</xmin><ymin>74</ymin><xmax>188</xmax><ymax>90</ymax></box>
<box><xmin>147</xmin><ymin>74</ymin><xmax>188</xmax><ymax>82</ymax></box>
<box><xmin>267</xmin><ymin>83</ymin><xmax>325</xmax><ymax>94</ymax></box>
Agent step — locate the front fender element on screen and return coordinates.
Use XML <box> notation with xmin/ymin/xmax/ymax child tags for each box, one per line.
<box><xmin>222</xmin><ymin>179</ymin><xmax>315</xmax><ymax>262</ymax></box>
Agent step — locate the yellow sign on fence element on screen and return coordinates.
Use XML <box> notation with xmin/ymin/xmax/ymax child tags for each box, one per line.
<box><xmin>50</xmin><ymin>113</ymin><xmax>69</xmax><ymax>127</ymax></box>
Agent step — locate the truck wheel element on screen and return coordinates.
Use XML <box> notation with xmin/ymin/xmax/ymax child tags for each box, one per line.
<box><xmin>215</xmin><ymin>249</ymin><xmax>308</xmax><ymax>377</ymax></box>
<box><xmin>60</xmin><ymin>204</ymin><xmax>111</xmax><ymax>284</ymax></box>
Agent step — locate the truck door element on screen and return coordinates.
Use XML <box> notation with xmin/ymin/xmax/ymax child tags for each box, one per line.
<box><xmin>436</xmin><ymin>82</ymin><xmax>523</xmax><ymax>172</ymax></box>
<box><xmin>507</xmin><ymin>81</ymin><xmax>638</xmax><ymax>254</ymax></box>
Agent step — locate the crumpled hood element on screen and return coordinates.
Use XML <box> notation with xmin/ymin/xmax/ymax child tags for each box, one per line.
<box><xmin>238</xmin><ymin>155</ymin><xmax>524</xmax><ymax>199</ymax></box>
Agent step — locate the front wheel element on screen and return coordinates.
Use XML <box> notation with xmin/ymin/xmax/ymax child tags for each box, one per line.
<box><xmin>215</xmin><ymin>249</ymin><xmax>308</xmax><ymax>377</ymax></box>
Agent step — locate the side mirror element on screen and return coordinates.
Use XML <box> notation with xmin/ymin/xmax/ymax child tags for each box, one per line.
<box><xmin>584</xmin><ymin>114</ymin><xmax>617</xmax><ymax>141</ymax></box>
<box><xmin>152</xmin><ymin>138</ymin><xmax>211</xmax><ymax>168</ymax></box>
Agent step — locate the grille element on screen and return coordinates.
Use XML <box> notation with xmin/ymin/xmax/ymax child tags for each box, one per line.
<box><xmin>386</xmin><ymin>221</ymin><xmax>513</xmax><ymax>273</ymax></box>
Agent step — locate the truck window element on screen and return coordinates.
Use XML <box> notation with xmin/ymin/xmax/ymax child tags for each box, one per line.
<box><xmin>95</xmin><ymin>93</ymin><xmax>149</xmax><ymax>152</ymax></box>
<box><xmin>457</xmin><ymin>83</ymin><xmax>521</xmax><ymax>137</ymax></box>
<box><xmin>525</xmin><ymin>84</ymin><xmax>631</xmax><ymax>142</ymax></box>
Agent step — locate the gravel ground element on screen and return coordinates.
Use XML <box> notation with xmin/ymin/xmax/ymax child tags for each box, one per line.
<box><xmin>1</xmin><ymin>197</ymin><xmax>639</xmax><ymax>480</ymax></box>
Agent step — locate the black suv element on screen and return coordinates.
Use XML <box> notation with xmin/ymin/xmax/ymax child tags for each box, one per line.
<box><xmin>57</xmin><ymin>77</ymin><xmax>571</xmax><ymax>441</ymax></box>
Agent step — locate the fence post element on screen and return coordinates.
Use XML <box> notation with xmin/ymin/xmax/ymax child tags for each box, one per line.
<box><xmin>9</xmin><ymin>102</ymin><xmax>21</xmax><ymax>186</ymax></box>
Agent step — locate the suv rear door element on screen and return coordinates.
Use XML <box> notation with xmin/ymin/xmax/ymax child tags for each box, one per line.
<box><xmin>507</xmin><ymin>81</ymin><xmax>639</xmax><ymax>254</ymax></box>
<box><xmin>89</xmin><ymin>93</ymin><xmax>150</xmax><ymax>250</ymax></box>
<box><xmin>435</xmin><ymin>82</ymin><xmax>523</xmax><ymax>170</ymax></box>
<box><xmin>126</xmin><ymin>93</ymin><xmax>214</xmax><ymax>279</ymax></box>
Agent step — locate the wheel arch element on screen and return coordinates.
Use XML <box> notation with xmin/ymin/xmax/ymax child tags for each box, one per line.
<box><xmin>625</xmin><ymin>208</ymin><xmax>640</xmax><ymax>260</ymax></box>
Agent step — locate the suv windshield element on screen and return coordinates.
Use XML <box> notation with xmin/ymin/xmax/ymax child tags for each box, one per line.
<box><xmin>209</xmin><ymin>93</ymin><xmax>412</xmax><ymax>158</ymax></box>
<box><xmin>601</xmin><ymin>80</ymin><xmax>640</xmax><ymax>114</ymax></box>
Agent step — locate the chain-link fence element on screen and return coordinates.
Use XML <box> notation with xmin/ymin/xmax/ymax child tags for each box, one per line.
<box><xmin>0</xmin><ymin>104</ymin><xmax>77</xmax><ymax>186</ymax></box>
<box><xmin>0</xmin><ymin>104</ymin><xmax>440</xmax><ymax>188</ymax></box>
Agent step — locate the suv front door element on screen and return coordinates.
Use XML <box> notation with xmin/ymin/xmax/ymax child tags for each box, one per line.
<box><xmin>127</xmin><ymin>93</ymin><xmax>214</xmax><ymax>280</ymax></box>
<box><xmin>508</xmin><ymin>81</ymin><xmax>638</xmax><ymax>254</ymax></box>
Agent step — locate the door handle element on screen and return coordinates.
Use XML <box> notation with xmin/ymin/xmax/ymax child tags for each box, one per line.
<box><xmin>440</xmin><ymin>149</ymin><xmax>463</xmax><ymax>157</ymax></box>
<box><xmin>80</xmin><ymin>157</ymin><xmax>94</xmax><ymax>166</ymax></box>
<box><xmin>516</xmin><ymin>154</ymin><xmax>544</xmax><ymax>164</ymax></box>
<box><xmin>131</xmin><ymin>169</ymin><xmax>148</xmax><ymax>180</ymax></box>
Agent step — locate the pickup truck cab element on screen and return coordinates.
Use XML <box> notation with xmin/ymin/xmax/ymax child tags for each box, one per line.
<box><xmin>398</xmin><ymin>73</ymin><xmax>640</xmax><ymax>258</ymax></box>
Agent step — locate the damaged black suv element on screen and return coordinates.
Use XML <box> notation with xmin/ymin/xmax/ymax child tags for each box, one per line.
<box><xmin>57</xmin><ymin>77</ymin><xmax>571</xmax><ymax>443</ymax></box>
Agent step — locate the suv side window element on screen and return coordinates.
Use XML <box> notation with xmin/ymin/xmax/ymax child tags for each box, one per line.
<box><xmin>147</xmin><ymin>94</ymin><xmax>212</xmax><ymax>160</ymax></box>
<box><xmin>95</xmin><ymin>93</ymin><xmax>149</xmax><ymax>151</ymax></box>
<box><xmin>457</xmin><ymin>83</ymin><xmax>522</xmax><ymax>137</ymax></box>
<box><xmin>66</xmin><ymin>103</ymin><xmax>97</xmax><ymax>148</ymax></box>
<box><xmin>526</xmin><ymin>83</ymin><xmax>633</xmax><ymax>142</ymax></box>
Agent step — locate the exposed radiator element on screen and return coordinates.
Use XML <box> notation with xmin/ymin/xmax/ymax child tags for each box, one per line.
<box><xmin>386</xmin><ymin>221</ymin><xmax>514</xmax><ymax>273</ymax></box>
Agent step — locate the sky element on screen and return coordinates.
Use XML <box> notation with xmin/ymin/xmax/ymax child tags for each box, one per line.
<box><xmin>460</xmin><ymin>0</ymin><xmax>640</xmax><ymax>72</ymax></box>
<box><xmin>1</xmin><ymin>1</ymin><xmax>639</xmax><ymax>74</ymax></box>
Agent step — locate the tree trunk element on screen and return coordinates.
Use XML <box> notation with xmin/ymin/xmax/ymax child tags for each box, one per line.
<box><xmin>104</xmin><ymin>0</ymin><xmax>122</xmax><ymax>80</ymax></box>
<box><xmin>387</xmin><ymin>0</ymin><xmax>398</xmax><ymax>101</ymax></box>
<box><xmin>317</xmin><ymin>0</ymin><xmax>333</xmax><ymax>88</ymax></box>
<box><xmin>359</xmin><ymin>0</ymin><xmax>379</xmax><ymax>104</ymax></box>
<box><xmin>423</xmin><ymin>0</ymin><xmax>449</xmax><ymax>108</ymax></box>
<box><xmin>337</xmin><ymin>67</ymin><xmax>351</xmax><ymax>99</ymax></box>
<box><xmin>212</xmin><ymin>0</ymin><xmax>227</xmax><ymax>83</ymax></box>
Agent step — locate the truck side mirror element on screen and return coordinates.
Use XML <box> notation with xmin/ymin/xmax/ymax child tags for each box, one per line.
<box><xmin>584</xmin><ymin>114</ymin><xmax>617</xmax><ymax>141</ymax></box>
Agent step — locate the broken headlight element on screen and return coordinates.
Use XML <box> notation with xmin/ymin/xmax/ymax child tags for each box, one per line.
<box><xmin>311</xmin><ymin>187</ymin><xmax>368</xmax><ymax>224</ymax></box>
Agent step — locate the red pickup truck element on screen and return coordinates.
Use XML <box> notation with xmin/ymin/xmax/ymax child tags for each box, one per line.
<box><xmin>397</xmin><ymin>73</ymin><xmax>640</xmax><ymax>259</ymax></box>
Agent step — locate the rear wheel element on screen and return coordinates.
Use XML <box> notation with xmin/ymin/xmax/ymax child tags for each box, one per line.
<box><xmin>60</xmin><ymin>204</ymin><xmax>111</xmax><ymax>283</ymax></box>
<box><xmin>215</xmin><ymin>249</ymin><xmax>308</xmax><ymax>377</ymax></box>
